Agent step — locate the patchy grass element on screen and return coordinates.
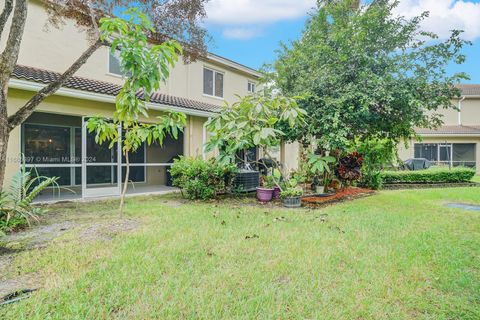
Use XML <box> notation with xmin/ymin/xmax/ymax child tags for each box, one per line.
<box><xmin>1</xmin><ymin>188</ymin><xmax>479</xmax><ymax>319</ymax></box>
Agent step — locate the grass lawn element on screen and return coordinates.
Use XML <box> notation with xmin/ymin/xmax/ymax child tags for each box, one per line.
<box><xmin>1</xmin><ymin>188</ymin><xmax>479</xmax><ymax>319</ymax></box>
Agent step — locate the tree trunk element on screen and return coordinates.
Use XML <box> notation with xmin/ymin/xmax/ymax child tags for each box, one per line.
<box><xmin>0</xmin><ymin>0</ymin><xmax>13</xmax><ymax>36</ymax></box>
<box><xmin>119</xmin><ymin>151</ymin><xmax>130</xmax><ymax>215</ymax></box>
<box><xmin>0</xmin><ymin>114</ymin><xmax>10</xmax><ymax>192</ymax></box>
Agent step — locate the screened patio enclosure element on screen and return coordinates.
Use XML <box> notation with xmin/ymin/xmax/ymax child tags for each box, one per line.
<box><xmin>414</xmin><ymin>143</ymin><xmax>476</xmax><ymax>168</ymax></box>
<box><xmin>21</xmin><ymin>112</ymin><xmax>182</xmax><ymax>201</ymax></box>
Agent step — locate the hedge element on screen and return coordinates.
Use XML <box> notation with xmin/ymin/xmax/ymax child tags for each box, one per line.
<box><xmin>381</xmin><ymin>167</ymin><xmax>476</xmax><ymax>184</ymax></box>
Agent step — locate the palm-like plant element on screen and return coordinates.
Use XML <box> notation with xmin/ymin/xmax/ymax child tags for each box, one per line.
<box><xmin>0</xmin><ymin>162</ymin><xmax>58</xmax><ymax>232</ymax></box>
<box><xmin>308</xmin><ymin>153</ymin><xmax>337</xmax><ymax>189</ymax></box>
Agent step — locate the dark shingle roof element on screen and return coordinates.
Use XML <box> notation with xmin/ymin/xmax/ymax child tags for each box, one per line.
<box><xmin>11</xmin><ymin>65</ymin><xmax>220</xmax><ymax>113</ymax></box>
<box><xmin>416</xmin><ymin>125</ymin><xmax>480</xmax><ymax>135</ymax></box>
<box><xmin>456</xmin><ymin>84</ymin><xmax>480</xmax><ymax>96</ymax></box>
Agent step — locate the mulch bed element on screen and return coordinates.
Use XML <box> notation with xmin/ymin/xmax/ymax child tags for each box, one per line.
<box><xmin>302</xmin><ymin>187</ymin><xmax>375</xmax><ymax>207</ymax></box>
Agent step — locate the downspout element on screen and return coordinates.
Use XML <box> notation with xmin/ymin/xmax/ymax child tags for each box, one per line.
<box><xmin>458</xmin><ymin>96</ymin><xmax>466</xmax><ymax>125</ymax></box>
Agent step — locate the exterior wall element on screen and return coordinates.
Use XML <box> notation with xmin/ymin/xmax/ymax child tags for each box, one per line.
<box><xmin>399</xmin><ymin>137</ymin><xmax>480</xmax><ymax>174</ymax></box>
<box><xmin>459</xmin><ymin>98</ymin><xmax>480</xmax><ymax>126</ymax></box>
<box><xmin>401</xmin><ymin>97</ymin><xmax>480</xmax><ymax>174</ymax></box>
<box><xmin>1</xmin><ymin>0</ymin><xmax>259</xmax><ymax>107</ymax></box>
<box><xmin>432</xmin><ymin>97</ymin><xmax>480</xmax><ymax>126</ymax></box>
<box><xmin>281</xmin><ymin>142</ymin><xmax>300</xmax><ymax>175</ymax></box>
<box><xmin>4</xmin><ymin>89</ymin><xmax>206</xmax><ymax>187</ymax></box>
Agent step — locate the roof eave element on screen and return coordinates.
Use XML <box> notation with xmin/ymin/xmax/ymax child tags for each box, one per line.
<box><xmin>8</xmin><ymin>78</ymin><xmax>217</xmax><ymax>118</ymax></box>
<box><xmin>206</xmin><ymin>53</ymin><xmax>262</xmax><ymax>79</ymax></box>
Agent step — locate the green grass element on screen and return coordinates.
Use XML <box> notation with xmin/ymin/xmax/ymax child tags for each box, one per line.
<box><xmin>472</xmin><ymin>175</ymin><xmax>480</xmax><ymax>183</ymax></box>
<box><xmin>1</xmin><ymin>188</ymin><xmax>480</xmax><ymax>319</ymax></box>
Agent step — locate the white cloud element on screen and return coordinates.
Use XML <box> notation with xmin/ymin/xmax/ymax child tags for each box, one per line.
<box><xmin>206</xmin><ymin>0</ymin><xmax>316</xmax><ymax>25</ymax></box>
<box><xmin>222</xmin><ymin>27</ymin><xmax>263</xmax><ymax>39</ymax></box>
<box><xmin>393</xmin><ymin>0</ymin><xmax>480</xmax><ymax>41</ymax></box>
<box><xmin>207</xmin><ymin>0</ymin><xmax>480</xmax><ymax>42</ymax></box>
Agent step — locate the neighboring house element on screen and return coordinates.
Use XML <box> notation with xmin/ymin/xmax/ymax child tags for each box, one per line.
<box><xmin>3</xmin><ymin>0</ymin><xmax>299</xmax><ymax>200</ymax></box>
<box><xmin>398</xmin><ymin>84</ymin><xmax>480</xmax><ymax>174</ymax></box>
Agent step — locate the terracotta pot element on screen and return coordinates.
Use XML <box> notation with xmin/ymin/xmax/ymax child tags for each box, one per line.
<box><xmin>256</xmin><ymin>187</ymin><xmax>274</xmax><ymax>202</ymax></box>
<box><xmin>273</xmin><ymin>186</ymin><xmax>281</xmax><ymax>199</ymax></box>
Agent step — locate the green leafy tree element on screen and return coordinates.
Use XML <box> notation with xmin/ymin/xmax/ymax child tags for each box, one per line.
<box><xmin>86</xmin><ymin>9</ymin><xmax>186</xmax><ymax>214</ymax></box>
<box><xmin>0</xmin><ymin>0</ymin><xmax>209</xmax><ymax>191</ymax></box>
<box><xmin>204</xmin><ymin>93</ymin><xmax>306</xmax><ymax>190</ymax></box>
<box><xmin>270</xmin><ymin>0</ymin><xmax>469</xmax><ymax>151</ymax></box>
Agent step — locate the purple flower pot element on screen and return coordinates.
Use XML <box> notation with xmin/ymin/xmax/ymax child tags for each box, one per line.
<box><xmin>273</xmin><ymin>186</ymin><xmax>281</xmax><ymax>199</ymax></box>
<box><xmin>256</xmin><ymin>187</ymin><xmax>274</xmax><ymax>202</ymax></box>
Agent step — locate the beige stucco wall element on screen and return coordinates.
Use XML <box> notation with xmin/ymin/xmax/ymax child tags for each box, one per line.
<box><xmin>4</xmin><ymin>88</ymin><xmax>208</xmax><ymax>187</ymax></box>
<box><xmin>398</xmin><ymin>137</ymin><xmax>480</xmax><ymax>174</ymax></box>
<box><xmin>430</xmin><ymin>97</ymin><xmax>480</xmax><ymax>126</ymax></box>
<box><xmin>1</xmin><ymin>0</ymin><xmax>259</xmax><ymax>107</ymax></box>
<box><xmin>281</xmin><ymin>142</ymin><xmax>300</xmax><ymax>176</ymax></box>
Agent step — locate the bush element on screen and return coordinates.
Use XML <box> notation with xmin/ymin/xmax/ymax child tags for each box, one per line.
<box><xmin>381</xmin><ymin>167</ymin><xmax>476</xmax><ymax>184</ymax></box>
<box><xmin>335</xmin><ymin>152</ymin><xmax>364</xmax><ymax>187</ymax></box>
<box><xmin>1</xmin><ymin>164</ymin><xmax>58</xmax><ymax>235</ymax></box>
<box><xmin>356</xmin><ymin>138</ymin><xmax>397</xmax><ymax>190</ymax></box>
<box><xmin>169</xmin><ymin>157</ymin><xmax>236</xmax><ymax>200</ymax></box>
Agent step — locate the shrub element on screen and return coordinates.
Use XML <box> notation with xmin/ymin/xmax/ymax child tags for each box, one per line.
<box><xmin>169</xmin><ymin>157</ymin><xmax>236</xmax><ymax>200</ymax></box>
<box><xmin>0</xmin><ymin>165</ymin><xmax>58</xmax><ymax>235</ymax></box>
<box><xmin>381</xmin><ymin>167</ymin><xmax>476</xmax><ymax>184</ymax></box>
<box><xmin>356</xmin><ymin>138</ymin><xmax>397</xmax><ymax>190</ymax></box>
<box><xmin>335</xmin><ymin>152</ymin><xmax>364</xmax><ymax>187</ymax></box>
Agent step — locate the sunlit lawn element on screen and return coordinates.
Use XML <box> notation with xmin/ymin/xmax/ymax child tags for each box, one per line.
<box><xmin>1</xmin><ymin>188</ymin><xmax>479</xmax><ymax>319</ymax></box>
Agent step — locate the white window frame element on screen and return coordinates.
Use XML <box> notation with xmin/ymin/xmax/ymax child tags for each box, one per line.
<box><xmin>248</xmin><ymin>81</ymin><xmax>256</xmax><ymax>93</ymax></box>
<box><xmin>203</xmin><ymin>66</ymin><xmax>224</xmax><ymax>99</ymax></box>
<box><xmin>107</xmin><ymin>50</ymin><xmax>124</xmax><ymax>78</ymax></box>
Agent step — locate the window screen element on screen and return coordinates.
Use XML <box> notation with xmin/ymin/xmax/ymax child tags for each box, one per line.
<box><xmin>453</xmin><ymin>143</ymin><xmax>476</xmax><ymax>167</ymax></box>
<box><xmin>109</xmin><ymin>51</ymin><xmax>123</xmax><ymax>76</ymax></box>
<box><xmin>215</xmin><ymin>72</ymin><xmax>224</xmax><ymax>97</ymax></box>
<box><xmin>414</xmin><ymin>144</ymin><xmax>438</xmax><ymax>161</ymax></box>
<box><xmin>203</xmin><ymin>68</ymin><xmax>214</xmax><ymax>96</ymax></box>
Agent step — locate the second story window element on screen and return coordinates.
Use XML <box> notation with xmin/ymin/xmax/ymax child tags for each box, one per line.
<box><xmin>248</xmin><ymin>81</ymin><xmax>256</xmax><ymax>93</ymax></box>
<box><xmin>203</xmin><ymin>67</ymin><xmax>224</xmax><ymax>98</ymax></box>
<box><xmin>108</xmin><ymin>50</ymin><xmax>124</xmax><ymax>76</ymax></box>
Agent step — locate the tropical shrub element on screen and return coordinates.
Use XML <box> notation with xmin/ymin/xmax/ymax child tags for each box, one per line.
<box><xmin>381</xmin><ymin>167</ymin><xmax>475</xmax><ymax>184</ymax></box>
<box><xmin>169</xmin><ymin>157</ymin><xmax>236</xmax><ymax>200</ymax></box>
<box><xmin>356</xmin><ymin>138</ymin><xmax>397</xmax><ymax>189</ymax></box>
<box><xmin>0</xmin><ymin>165</ymin><xmax>58</xmax><ymax>234</ymax></box>
<box><xmin>308</xmin><ymin>153</ymin><xmax>336</xmax><ymax>188</ymax></box>
<box><xmin>335</xmin><ymin>152</ymin><xmax>364</xmax><ymax>187</ymax></box>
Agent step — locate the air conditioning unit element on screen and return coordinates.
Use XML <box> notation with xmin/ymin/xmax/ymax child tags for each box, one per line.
<box><xmin>233</xmin><ymin>170</ymin><xmax>260</xmax><ymax>192</ymax></box>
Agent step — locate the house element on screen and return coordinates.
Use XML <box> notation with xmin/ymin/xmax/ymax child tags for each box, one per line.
<box><xmin>398</xmin><ymin>84</ymin><xmax>480</xmax><ymax>173</ymax></box>
<box><xmin>3</xmin><ymin>0</ymin><xmax>300</xmax><ymax>200</ymax></box>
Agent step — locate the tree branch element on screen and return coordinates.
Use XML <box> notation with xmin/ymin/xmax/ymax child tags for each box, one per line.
<box><xmin>0</xmin><ymin>0</ymin><xmax>27</xmax><ymax>86</ymax></box>
<box><xmin>8</xmin><ymin>38</ymin><xmax>107</xmax><ymax>129</ymax></box>
<box><xmin>0</xmin><ymin>0</ymin><xmax>13</xmax><ymax>37</ymax></box>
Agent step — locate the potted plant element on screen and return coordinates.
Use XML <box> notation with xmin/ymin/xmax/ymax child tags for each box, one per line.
<box><xmin>281</xmin><ymin>187</ymin><xmax>304</xmax><ymax>208</ymax></box>
<box><xmin>308</xmin><ymin>153</ymin><xmax>336</xmax><ymax>194</ymax></box>
<box><xmin>256</xmin><ymin>176</ymin><xmax>275</xmax><ymax>202</ymax></box>
<box><xmin>280</xmin><ymin>178</ymin><xmax>303</xmax><ymax>208</ymax></box>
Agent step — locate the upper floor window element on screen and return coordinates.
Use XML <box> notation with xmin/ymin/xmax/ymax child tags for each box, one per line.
<box><xmin>108</xmin><ymin>51</ymin><xmax>124</xmax><ymax>76</ymax></box>
<box><xmin>203</xmin><ymin>67</ymin><xmax>224</xmax><ymax>98</ymax></box>
<box><xmin>248</xmin><ymin>81</ymin><xmax>256</xmax><ymax>93</ymax></box>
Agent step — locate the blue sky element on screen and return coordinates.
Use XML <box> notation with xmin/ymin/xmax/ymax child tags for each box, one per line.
<box><xmin>204</xmin><ymin>0</ymin><xmax>480</xmax><ymax>83</ymax></box>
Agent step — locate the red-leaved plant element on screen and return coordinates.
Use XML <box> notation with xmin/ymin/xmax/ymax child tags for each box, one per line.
<box><xmin>335</xmin><ymin>152</ymin><xmax>364</xmax><ymax>188</ymax></box>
